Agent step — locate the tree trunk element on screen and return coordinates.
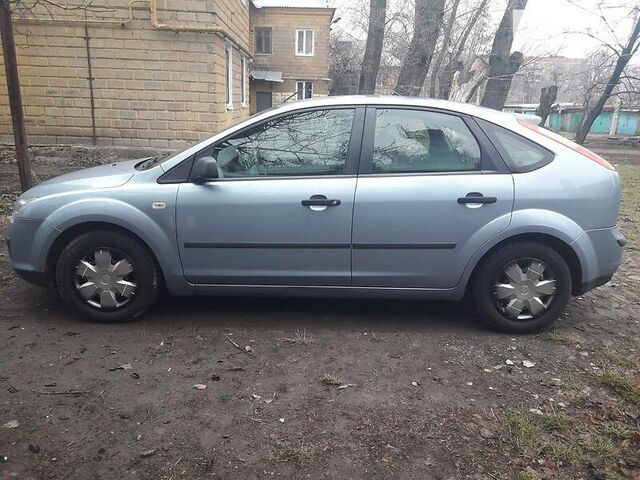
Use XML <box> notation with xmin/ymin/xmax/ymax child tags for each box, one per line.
<box><xmin>536</xmin><ymin>85</ymin><xmax>558</xmax><ymax>127</ymax></box>
<box><xmin>0</xmin><ymin>0</ymin><xmax>33</xmax><ymax>191</ymax></box>
<box><xmin>394</xmin><ymin>0</ymin><xmax>446</xmax><ymax>97</ymax></box>
<box><xmin>428</xmin><ymin>0</ymin><xmax>461</xmax><ymax>98</ymax></box>
<box><xmin>358</xmin><ymin>0</ymin><xmax>387</xmax><ymax>94</ymax></box>
<box><xmin>480</xmin><ymin>0</ymin><xmax>528</xmax><ymax>110</ymax></box>
<box><xmin>575</xmin><ymin>16</ymin><xmax>640</xmax><ymax>144</ymax></box>
<box><xmin>438</xmin><ymin>0</ymin><xmax>489</xmax><ymax>99</ymax></box>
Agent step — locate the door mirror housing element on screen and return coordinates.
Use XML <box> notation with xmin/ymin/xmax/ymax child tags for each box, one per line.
<box><xmin>192</xmin><ymin>156</ymin><xmax>219</xmax><ymax>183</ymax></box>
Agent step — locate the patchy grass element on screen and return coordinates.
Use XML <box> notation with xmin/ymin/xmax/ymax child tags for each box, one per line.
<box><xmin>591</xmin><ymin>371</ymin><xmax>640</xmax><ymax>408</ymax></box>
<box><xmin>283</xmin><ymin>328</ymin><xmax>313</xmax><ymax>346</ymax></box>
<box><xmin>601</xmin><ymin>422</ymin><xmax>636</xmax><ymax>440</ymax></box>
<box><xmin>320</xmin><ymin>373</ymin><xmax>343</xmax><ymax>386</ymax></box>
<box><xmin>617</xmin><ymin>163</ymin><xmax>640</xmax><ymax>250</ymax></box>
<box><xmin>548</xmin><ymin>331</ymin><xmax>583</xmax><ymax>347</ymax></box>
<box><xmin>269</xmin><ymin>443</ymin><xmax>318</xmax><ymax>464</ymax></box>
<box><xmin>582</xmin><ymin>439</ymin><xmax>618</xmax><ymax>462</ymax></box>
<box><xmin>517</xmin><ymin>469</ymin><xmax>543</xmax><ymax>480</ymax></box>
<box><xmin>544</xmin><ymin>442</ymin><xmax>581</xmax><ymax>465</ymax></box>
<box><xmin>600</xmin><ymin>348</ymin><xmax>640</xmax><ymax>372</ymax></box>
<box><xmin>503</xmin><ymin>411</ymin><xmax>572</xmax><ymax>456</ymax></box>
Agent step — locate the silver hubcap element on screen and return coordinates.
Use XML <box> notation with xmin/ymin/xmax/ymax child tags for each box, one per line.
<box><xmin>74</xmin><ymin>249</ymin><xmax>136</xmax><ymax>310</ymax></box>
<box><xmin>493</xmin><ymin>258</ymin><xmax>556</xmax><ymax>321</ymax></box>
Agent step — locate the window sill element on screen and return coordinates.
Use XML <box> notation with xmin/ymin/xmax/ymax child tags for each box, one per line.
<box><xmin>295</xmin><ymin>53</ymin><xmax>314</xmax><ymax>57</ymax></box>
<box><xmin>226</xmin><ymin>104</ymin><xmax>234</xmax><ymax>111</ymax></box>
<box><xmin>254</xmin><ymin>52</ymin><xmax>272</xmax><ymax>56</ymax></box>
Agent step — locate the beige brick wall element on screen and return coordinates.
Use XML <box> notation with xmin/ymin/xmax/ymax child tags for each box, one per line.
<box><xmin>249</xmin><ymin>5</ymin><xmax>333</xmax><ymax>113</ymax></box>
<box><xmin>0</xmin><ymin>0</ymin><xmax>251</xmax><ymax>148</ymax></box>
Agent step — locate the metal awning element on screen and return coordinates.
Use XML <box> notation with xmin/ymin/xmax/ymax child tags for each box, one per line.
<box><xmin>250</xmin><ymin>70</ymin><xmax>283</xmax><ymax>82</ymax></box>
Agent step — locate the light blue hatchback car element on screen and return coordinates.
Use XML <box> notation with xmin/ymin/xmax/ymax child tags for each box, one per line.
<box><xmin>6</xmin><ymin>96</ymin><xmax>625</xmax><ymax>332</ymax></box>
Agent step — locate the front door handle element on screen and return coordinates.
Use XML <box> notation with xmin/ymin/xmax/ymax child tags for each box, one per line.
<box><xmin>301</xmin><ymin>198</ymin><xmax>341</xmax><ymax>207</ymax></box>
<box><xmin>457</xmin><ymin>194</ymin><xmax>497</xmax><ymax>204</ymax></box>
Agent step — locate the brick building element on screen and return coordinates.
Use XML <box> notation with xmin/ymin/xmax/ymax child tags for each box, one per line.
<box><xmin>0</xmin><ymin>0</ymin><xmax>333</xmax><ymax>147</ymax></box>
<box><xmin>249</xmin><ymin>1</ymin><xmax>335</xmax><ymax>112</ymax></box>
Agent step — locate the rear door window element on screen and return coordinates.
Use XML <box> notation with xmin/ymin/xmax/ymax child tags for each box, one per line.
<box><xmin>478</xmin><ymin>119</ymin><xmax>554</xmax><ymax>172</ymax></box>
<box><xmin>371</xmin><ymin>109</ymin><xmax>482</xmax><ymax>173</ymax></box>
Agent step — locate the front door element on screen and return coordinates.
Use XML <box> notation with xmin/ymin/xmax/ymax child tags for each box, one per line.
<box><xmin>177</xmin><ymin>107</ymin><xmax>363</xmax><ymax>286</ymax></box>
<box><xmin>352</xmin><ymin>107</ymin><xmax>514</xmax><ymax>289</ymax></box>
<box><xmin>256</xmin><ymin>92</ymin><xmax>272</xmax><ymax>112</ymax></box>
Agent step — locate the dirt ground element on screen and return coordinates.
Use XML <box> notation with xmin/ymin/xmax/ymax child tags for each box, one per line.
<box><xmin>0</xmin><ymin>143</ymin><xmax>639</xmax><ymax>480</ymax></box>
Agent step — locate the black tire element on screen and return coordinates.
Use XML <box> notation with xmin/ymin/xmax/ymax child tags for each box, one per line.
<box><xmin>55</xmin><ymin>230</ymin><xmax>159</xmax><ymax>322</ymax></box>
<box><xmin>471</xmin><ymin>241</ymin><xmax>571</xmax><ymax>334</ymax></box>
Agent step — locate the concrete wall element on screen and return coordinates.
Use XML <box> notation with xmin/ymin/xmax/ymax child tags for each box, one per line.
<box><xmin>547</xmin><ymin>110</ymin><xmax>640</xmax><ymax>136</ymax></box>
<box><xmin>0</xmin><ymin>0</ymin><xmax>251</xmax><ymax>148</ymax></box>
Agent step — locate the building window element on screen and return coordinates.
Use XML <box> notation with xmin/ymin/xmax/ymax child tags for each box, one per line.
<box><xmin>241</xmin><ymin>55</ymin><xmax>247</xmax><ymax>107</ymax></box>
<box><xmin>255</xmin><ymin>27</ymin><xmax>272</xmax><ymax>54</ymax></box>
<box><xmin>225</xmin><ymin>44</ymin><xmax>233</xmax><ymax>110</ymax></box>
<box><xmin>296</xmin><ymin>81</ymin><xmax>313</xmax><ymax>100</ymax></box>
<box><xmin>295</xmin><ymin>29</ymin><xmax>314</xmax><ymax>56</ymax></box>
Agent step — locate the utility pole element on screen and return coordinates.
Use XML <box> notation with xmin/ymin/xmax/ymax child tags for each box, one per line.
<box><xmin>0</xmin><ymin>0</ymin><xmax>33</xmax><ymax>191</ymax></box>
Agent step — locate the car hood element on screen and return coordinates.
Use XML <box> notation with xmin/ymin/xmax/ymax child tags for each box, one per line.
<box><xmin>28</xmin><ymin>159</ymin><xmax>144</xmax><ymax>196</ymax></box>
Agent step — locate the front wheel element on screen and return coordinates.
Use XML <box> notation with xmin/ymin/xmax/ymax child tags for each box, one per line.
<box><xmin>55</xmin><ymin>230</ymin><xmax>160</xmax><ymax>322</ymax></box>
<box><xmin>471</xmin><ymin>242</ymin><xmax>572</xmax><ymax>333</ymax></box>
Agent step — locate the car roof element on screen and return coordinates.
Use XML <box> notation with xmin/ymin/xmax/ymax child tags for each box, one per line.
<box><xmin>272</xmin><ymin>95</ymin><xmax>517</xmax><ymax>125</ymax></box>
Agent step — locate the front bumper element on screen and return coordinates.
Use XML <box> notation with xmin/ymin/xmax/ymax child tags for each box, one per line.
<box><xmin>574</xmin><ymin>226</ymin><xmax>625</xmax><ymax>295</ymax></box>
<box><xmin>5</xmin><ymin>217</ymin><xmax>60</xmax><ymax>288</ymax></box>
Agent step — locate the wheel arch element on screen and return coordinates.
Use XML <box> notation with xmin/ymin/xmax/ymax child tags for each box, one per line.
<box><xmin>466</xmin><ymin>232</ymin><xmax>583</xmax><ymax>297</ymax></box>
<box><xmin>45</xmin><ymin>221</ymin><xmax>165</xmax><ymax>287</ymax></box>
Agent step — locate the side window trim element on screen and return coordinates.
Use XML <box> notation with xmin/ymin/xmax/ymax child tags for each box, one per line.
<box><xmin>187</xmin><ymin>106</ymin><xmax>366</xmax><ymax>181</ymax></box>
<box><xmin>358</xmin><ymin>106</ymin><xmax>500</xmax><ymax>176</ymax></box>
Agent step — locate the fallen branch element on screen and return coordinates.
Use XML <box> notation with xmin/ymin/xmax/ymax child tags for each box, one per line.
<box><xmin>225</xmin><ymin>336</ymin><xmax>255</xmax><ymax>358</ymax></box>
<box><xmin>30</xmin><ymin>389</ymin><xmax>88</xmax><ymax>396</ymax></box>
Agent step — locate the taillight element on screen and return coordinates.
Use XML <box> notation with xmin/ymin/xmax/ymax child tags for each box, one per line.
<box><xmin>517</xmin><ymin>119</ymin><xmax>615</xmax><ymax>171</ymax></box>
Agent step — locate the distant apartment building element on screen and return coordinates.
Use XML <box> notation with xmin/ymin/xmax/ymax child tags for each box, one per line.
<box><xmin>0</xmin><ymin>0</ymin><xmax>334</xmax><ymax>147</ymax></box>
<box><xmin>507</xmin><ymin>55</ymin><xmax>590</xmax><ymax>105</ymax></box>
<box><xmin>249</xmin><ymin>1</ymin><xmax>335</xmax><ymax>112</ymax></box>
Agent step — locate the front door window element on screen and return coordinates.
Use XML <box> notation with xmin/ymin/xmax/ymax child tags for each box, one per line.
<box><xmin>206</xmin><ymin>109</ymin><xmax>355</xmax><ymax>178</ymax></box>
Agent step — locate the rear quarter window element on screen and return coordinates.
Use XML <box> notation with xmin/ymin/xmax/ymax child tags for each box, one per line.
<box><xmin>477</xmin><ymin>118</ymin><xmax>554</xmax><ymax>173</ymax></box>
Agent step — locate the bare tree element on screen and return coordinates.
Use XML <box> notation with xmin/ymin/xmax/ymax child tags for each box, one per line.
<box><xmin>359</xmin><ymin>0</ymin><xmax>387</xmax><ymax>94</ymax></box>
<box><xmin>394</xmin><ymin>0</ymin><xmax>446</xmax><ymax>97</ymax></box>
<box><xmin>480</xmin><ymin>0</ymin><xmax>528</xmax><ymax>110</ymax></box>
<box><xmin>576</xmin><ymin>9</ymin><xmax>640</xmax><ymax>144</ymax></box>
<box><xmin>428</xmin><ymin>0</ymin><xmax>462</xmax><ymax>98</ymax></box>
<box><xmin>536</xmin><ymin>85</ymin><xmax>558</xmax><ymax>126</ymax></box>
<box><xmin>0</xmin><ymin>0</ymin><xmax>32</xmax><ymax>191</ymax></box>
<box><xmin>436</xmin><ymin>0</ymin><xmax>490</xmax><ymax>100</ymax></box>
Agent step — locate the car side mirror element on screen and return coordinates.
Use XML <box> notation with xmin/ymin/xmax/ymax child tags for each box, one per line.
<box><xmin>192</xmin><ymin>156</ymin><xmax>219</xmax><ymax>183</ymax></box>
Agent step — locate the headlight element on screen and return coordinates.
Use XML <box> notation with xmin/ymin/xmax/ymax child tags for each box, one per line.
<box><xmin>11</xmin><ymin>197</ymin><xmax>36</xmax><ymax>220</ymax></box>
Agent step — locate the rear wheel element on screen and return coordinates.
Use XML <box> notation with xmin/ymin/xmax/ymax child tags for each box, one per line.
<box><xmin>471</xmin><ymin>242</ymin><xmax>571</xmax><ymax>333</ymax></box>
<box><xmin>55</xmin><ymin>230</ymin><xmax>159</xmax><ymax>322</ymax></box>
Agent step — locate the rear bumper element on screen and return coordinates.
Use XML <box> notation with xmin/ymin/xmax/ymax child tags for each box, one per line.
<box><xmin>573</xmin><ymin>226</ymin><xmax>625</xmax><ymax>295</ymax></box>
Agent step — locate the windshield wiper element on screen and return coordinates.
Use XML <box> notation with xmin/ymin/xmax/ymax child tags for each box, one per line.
<box><xmin>136</xmin><ymin>152</ymin><xmax>171</xmax><ymax>170</ymax></box>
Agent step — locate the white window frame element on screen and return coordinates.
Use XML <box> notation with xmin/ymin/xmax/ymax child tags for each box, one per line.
<box><xmin>240</xmin><ymin>55</ymin><xmax>247</xmax><ymax>108</ymax></box>
<box><xmin>225</xmin><ymin>44</ymin><xmax>233</xmax><ymax>111</ymax></box>
<box><xmin>296</xmin><ymin>80</ymin><xmax>313</xmax><ymax>100</ymax></box>
<box><xmin>295</xmin><ymin>29</ymin><xmax>314</xmax><ymax>56</ymax></box>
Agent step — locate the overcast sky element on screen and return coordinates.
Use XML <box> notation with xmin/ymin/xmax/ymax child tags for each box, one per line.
<box><xmin>326</xmin><ymin>0</ymin><xmax>639</xmax><ymax>59</ymax></box>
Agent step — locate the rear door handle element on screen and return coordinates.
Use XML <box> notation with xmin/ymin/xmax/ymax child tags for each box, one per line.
<box><xmin>302</xmin><ymin>198</ymin><xmax>341</xmax><ymax>207</ymax></box>
<box><xmin>457</xmin><ymin>194</ymin><xmax>497</xmax><ymax>204</ymax></box>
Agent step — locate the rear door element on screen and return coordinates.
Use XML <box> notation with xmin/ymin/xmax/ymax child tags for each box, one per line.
<box><xmin>352</xmin><ymin>106</ymin><xmax>514</xmax><ymax>289</ymax></box>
